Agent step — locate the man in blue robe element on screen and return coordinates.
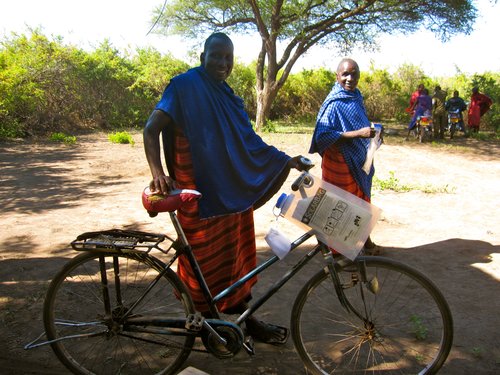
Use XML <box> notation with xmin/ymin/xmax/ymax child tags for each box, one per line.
<box><xmin>309</xmin><ymin>58</ymin><xmax>379</xmax><ymax>254</ymax></box>
<box><xmin>144</xmin><ymin>32</ymin><xmax>302</xmax><ymax>345</ymax></box>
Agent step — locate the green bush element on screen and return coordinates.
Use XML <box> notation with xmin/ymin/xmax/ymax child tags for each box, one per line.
<box><xmin>0</xmin><ymin>30</ymin><xmax>498</xmax><ymax>138</ymax></box>
<box><xmin>49</xmin><ymin>132</ymin><xmax>77</xmax><ymax>145</ymax></box>
<box><xmin>272</xmin><ymin>68</ymin><xmax>335</xmax><ymax>121</ymax></box>
<box><xmin>108</xmin><ymin>131</ymin><xmax>135</xmax><ymax>145</ymax></box>
<box><xmin>0</xmin><ymin>30</ymin><xmax>188</xmax><ymax>137</ymax></box>
<box><xmin>227</xmin><ymin>60</ymin><xmax>257</xmax><ymax>118</ymax></box>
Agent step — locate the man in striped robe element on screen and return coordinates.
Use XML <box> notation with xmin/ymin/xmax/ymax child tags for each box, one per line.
<box><xmin>144</xmin><ymin>32</ymin><xmax>301</xmax><ymax>345</ymax></box>
<box><xmin>309</xmin><ymin>58</ymin><xmax>379</xmax><ymax>254</ymax></box>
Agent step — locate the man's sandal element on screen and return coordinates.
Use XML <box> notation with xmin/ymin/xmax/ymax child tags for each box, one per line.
<box><xmin>245</xmin><ymin>319</ymin><xmax>289</xmax><ymax>345</ymax></box>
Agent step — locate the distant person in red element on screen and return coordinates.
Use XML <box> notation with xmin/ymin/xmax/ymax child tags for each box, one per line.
<box><xmin>468</xmin><ymin>87</ymin><xmax>493</xmax><ymax>133</ymax></box>
<box><xmin>406</xmin><ymin>84</ymin><xmax>425</xmax><ymax>115</ymax></box>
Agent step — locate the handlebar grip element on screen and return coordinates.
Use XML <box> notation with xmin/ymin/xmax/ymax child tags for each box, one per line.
<box><xmin>297</xmin><ymin>157</ymin><xmax>314</xmax><ymax>171</ymax></box>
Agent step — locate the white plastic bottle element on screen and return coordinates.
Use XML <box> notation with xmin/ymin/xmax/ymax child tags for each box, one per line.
<box><xmin>275</xmin><ymin>175</ymin><xmax>381</xmax><ymax>260</ymax></box>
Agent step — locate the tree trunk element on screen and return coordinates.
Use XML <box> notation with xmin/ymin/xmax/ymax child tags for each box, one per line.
<box><xmin>255</xmin><ymin>81</ymin><xmax>279</xmax><ymax>131</ymax></box>
<box><xmin>255</xmin><ymin>89</ymin><xmax>268</xmax><ymax>131</ymax></box>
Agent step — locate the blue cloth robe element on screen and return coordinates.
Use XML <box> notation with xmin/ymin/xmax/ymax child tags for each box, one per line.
<box><xmin>155</xmin><ymin>66</ymin><xmax>290</xmax><ymax>218</ymax></box>
<box><xmin>309</xmin><ymin>82</ymin><xmax>373</xmax><ymax>198</ymax></box>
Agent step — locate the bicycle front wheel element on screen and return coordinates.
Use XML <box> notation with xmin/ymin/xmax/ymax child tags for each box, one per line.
<box><xmin>43</xmin><ymin>251</ymin><xmax>195</xmax><ymax>375</ymax></box>
<box><xmin>292</xmin><ymin>256</ymin><xmax>453</xmax><ymax>374</ymax></box>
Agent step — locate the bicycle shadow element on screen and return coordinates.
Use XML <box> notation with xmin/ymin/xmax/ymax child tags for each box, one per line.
<box><xmin>177</xmin><ymin>236</ymin><xmax>499</xmax><ymax>374</ymax></box>
<box><xmin>377</xmin><ymin>239</ymin><xmax>500</xmax><ymax>375</ymax></box>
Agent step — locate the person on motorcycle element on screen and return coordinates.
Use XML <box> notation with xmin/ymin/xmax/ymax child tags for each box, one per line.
<box><xmin>406</xmin><ymin>88</ymin><xmax>432</xmax><ymax>139</ymax></box>
<box><xmin>445</xmin><ymin>91</ymin><xmax>467</xmax><ymax>136</ymax></box>
<box><xmin>432</xmin><ymin>85</ymin><xmax>447</xmax><ymax>140</ymax></box>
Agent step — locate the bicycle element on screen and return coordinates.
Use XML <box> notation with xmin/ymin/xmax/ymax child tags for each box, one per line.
<box><xmin>33</xmin><ymin>159</ymin><xmax>453</xmax><ymax>374</ymax></box>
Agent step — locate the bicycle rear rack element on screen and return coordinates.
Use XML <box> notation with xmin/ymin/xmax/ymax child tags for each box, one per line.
<box><xmin>70</xmin><ymin>229</ymin><xmax>172</xmax><ymax>253</ymax></box>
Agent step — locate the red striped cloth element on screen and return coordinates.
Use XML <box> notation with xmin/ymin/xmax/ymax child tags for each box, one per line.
<box><xmin>322</xmin><ymin>145</ymin><xmax>370</xmax><ymax>254</ymax></box>
<box><xmin>172</xmin><ymin>127</ymin><xmax>257</xmax><ymax>314</ymax></box>
<box><xmin>322</xmin><ymin>145</ymin><xmax>370</xmax><ymax>202</ymax></box>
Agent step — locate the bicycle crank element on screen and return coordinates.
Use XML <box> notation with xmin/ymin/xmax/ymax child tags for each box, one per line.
<box><xmin>201</xmin><ymin>320</ymin><xmax>244</xmax><ymax>359</ymax></box>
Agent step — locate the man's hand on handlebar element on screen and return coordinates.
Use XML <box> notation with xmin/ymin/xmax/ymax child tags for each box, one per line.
<box><xmin>150</xmin><ymin>174</ymin><xmax>176</xmax><ymax>196</ymax></box>
<box><xmin>288</xmin><ymin>156</ymin><xmax>314</xmax><ymax>171</ymax></box>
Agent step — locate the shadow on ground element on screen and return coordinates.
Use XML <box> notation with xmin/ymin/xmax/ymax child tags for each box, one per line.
<box><xmin>1</xmin><ymin>236</ymin><xmax>498</xmax><ymax>374</ymax></box>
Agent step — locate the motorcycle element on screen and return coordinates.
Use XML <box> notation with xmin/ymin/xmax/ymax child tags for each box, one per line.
<box><xmin>447</xmin><ymin>109</ymin><xmax>465</xmax><ymax>139</ymax></box>
<box><xmin>415</xmin><ymin>114</ymin><xmax>433</xmax><ymax>143</ymax></box>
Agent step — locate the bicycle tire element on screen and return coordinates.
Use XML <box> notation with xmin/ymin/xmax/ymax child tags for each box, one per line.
<box><xmin>419</xmin><ymin>125</ymin><xmax>425</xmax><ymax>143</ymax></box>
<box><xmin>43</xmin><ymin>251</ymin><xmax>196</xmax><ymax>375</ymax></box>
<box><xmin>291</xmin><ymin>256</ymin><xmax>453</xmax><ymax>374</ymax></box>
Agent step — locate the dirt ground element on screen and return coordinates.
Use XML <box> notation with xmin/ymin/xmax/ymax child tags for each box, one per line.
<box><xmin>0</xmin><ymin>129</ymin><xmax>499</xmax><ymax>374</ymax></box>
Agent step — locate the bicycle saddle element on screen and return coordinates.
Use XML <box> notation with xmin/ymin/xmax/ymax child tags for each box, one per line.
<box><xmin>142</xmin><ymin>187</ymin><xmax>202</xmax><ymax>216</ymax></box>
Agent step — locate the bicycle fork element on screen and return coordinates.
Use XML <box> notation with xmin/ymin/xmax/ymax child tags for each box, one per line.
<box><xmin>323</xmin><ymin>252</ymin><xmax>378</xmax><ymax>322</ymax></box>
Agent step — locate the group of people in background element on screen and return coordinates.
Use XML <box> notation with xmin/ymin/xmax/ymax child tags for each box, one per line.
<box><xmin>406</xmin><ymin>83</ymin><xmax>493</xmax><ymax>139</ymax></box>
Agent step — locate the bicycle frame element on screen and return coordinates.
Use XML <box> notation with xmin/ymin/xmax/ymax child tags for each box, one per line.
<box><xmin>164</xmin><ymin>168</ymin><xmax>364</xmax><ymax>332</ymax></box>
<box><xmin>26</xmin><ymin>169</ymin><xmax>357</xmax><ymax>352</ymax></box>
<box><xmin>165</xmin><ymin>208</ymin><xmax>371</xmax><ymax>355</ymax></box>
<box><xmin>169</xmin><ymin>209</ymin><xmax>327</xmax><ymax>323</ymax></box>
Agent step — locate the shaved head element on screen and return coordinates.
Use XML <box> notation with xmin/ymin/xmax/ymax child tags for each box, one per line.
<box><xmin>337</xmin><ymin>58</ymin><xmax>359</xmax><ymax>73</ymax></box>
<box><xmin>336</xmin><ymin>58</ymin><xmax>360</xmax><ymax>91</ymax></box>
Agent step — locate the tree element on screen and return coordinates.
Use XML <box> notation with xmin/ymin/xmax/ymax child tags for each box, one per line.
<box><xmin>153</xmin><ymin>0</ymin><xmax>477</xmax><ymax>130</ymax></box>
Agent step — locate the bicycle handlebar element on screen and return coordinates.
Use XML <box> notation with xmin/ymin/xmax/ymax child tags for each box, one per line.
<box><xmin>143</xmin><ymin>157</ymin><xmax>315</xmax><ymax>216</ymax></box>
<box><xmin>291</xmin><ymin>157</ymin><xmax>315</xmax><ymax>191</ymax></box>
<box><xmin>297</xmin><ymin>156</ymin><xmax>314</xmax><ymax>171</ymax></box>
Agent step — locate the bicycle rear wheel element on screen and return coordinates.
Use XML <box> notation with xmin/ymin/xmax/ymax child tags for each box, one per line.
<box><xmin>450</xmin><ymin>123</ymin><xmax>457</xmax><ymax>139</ymax></box>
<box><xmin>44</xmin><ymin>251</ymin><xmax>195</xmax><ymax>375</ymax></box>
<box><xmin>291</xmin><ymin>256</ymin><xmax>453</xmax><ymax>374</ymax></box>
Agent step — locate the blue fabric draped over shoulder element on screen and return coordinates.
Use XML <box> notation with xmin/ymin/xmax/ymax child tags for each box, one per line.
<box><xmin>309</xmin><ymin>82</ymin><xmax>373</xmax><ymax>198</ymax></box>
<box><xmin>155</xmin><ymin>66</ymin><xmax>290</xmax><ymax>218</ymax></box>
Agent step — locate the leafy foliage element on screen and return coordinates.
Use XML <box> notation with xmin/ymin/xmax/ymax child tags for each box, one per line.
<box><xmin>0</xmin><ymin>30</ymin><xmax>498</xmax><ymax>139</ymax></box>
<box><xmin>272</xmin><ymin>68</ymin><xmax>336</xmax><ymax>122</ymax></box>
<box><xmin>130</xmin><ymin>47</ymin><xmax>189</xmax><ymax>101</ymax></box>
<box><xmin>373</xmin><ymin>171</ymin><xmax>456</xmax><ymax>194</ymax></box>
<box><xmin>108</xmin><ymin>131</ymin><xmax>135</xmax><ymax>145</ymax></box>
<box><xmin>410</xmin><ymin>315</ymin><xmax>429</xmax><ymax>341</ymax></box>
<box><xmin>227</xmin><ymin>60</ymin><xmax>258</xmax><ymax>117</ymax></box>
<box><xmin>0</xmin><ymin>30</ymin><xmax>188</xmax><ymax>138</ymax></box>
<box><xmin>49</xmin><ymin>132</ymin><xmax>77</xmax><ymax>145</ymax></box>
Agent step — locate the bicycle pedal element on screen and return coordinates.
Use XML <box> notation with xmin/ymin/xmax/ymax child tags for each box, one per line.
<box><xmin>185</xmin><ymin>313</ymin><xmax>204</xmax><ymax>331</ymax></box>
<box><xmin>243</xmin><ymin>336</ymin><xmax>255</xmax><ymax>356</ymax></box>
